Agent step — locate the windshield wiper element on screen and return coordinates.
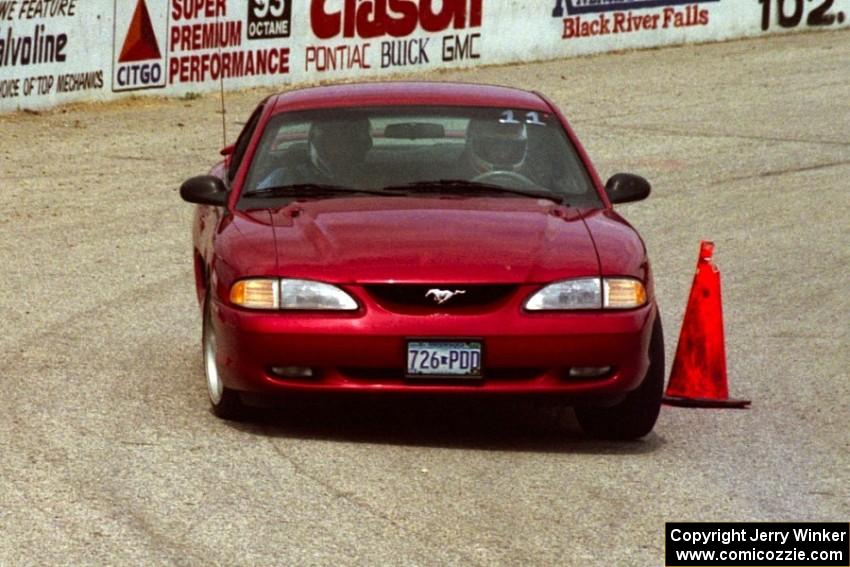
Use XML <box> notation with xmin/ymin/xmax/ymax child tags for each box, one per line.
<box><xmin>383</xmin><ymin>179</ymin><xmax>568</xmax><ymax>204</ymax></box>
<box><xmin>242</xmin><ymin>183</ymin><xmax>396</xmax><ymax>198</ymax></box>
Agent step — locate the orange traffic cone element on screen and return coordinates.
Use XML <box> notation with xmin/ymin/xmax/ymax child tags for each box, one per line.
<box><xmin>663</xmin><ymin>241</ymin><xmax>750</xmax><ymax>408</ymax></box>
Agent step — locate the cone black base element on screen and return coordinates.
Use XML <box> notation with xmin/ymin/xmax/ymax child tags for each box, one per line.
<box><xmin>663</xmin><ymin>395</ymin><xmax>751</xmax><ymax>408</ymax></box>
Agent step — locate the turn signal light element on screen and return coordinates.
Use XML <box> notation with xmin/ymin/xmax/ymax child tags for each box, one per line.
<box><xmin>603</xmin><ymin>279</ymin><xmax>647</xmax><ymax>309</ymax></box>
<box><xmin>230</xmin><ymin>279</ymin><xmax>279</xmax><ymax>309</ymax></box>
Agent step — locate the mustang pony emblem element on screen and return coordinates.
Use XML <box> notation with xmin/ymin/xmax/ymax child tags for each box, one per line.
<box><xmin>425</xmin><ymin>289</ymin><xmax>466</xmax><ymax>304</ymax></box>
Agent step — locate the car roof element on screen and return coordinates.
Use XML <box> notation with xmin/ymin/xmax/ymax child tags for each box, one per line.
<box><xmin>267</xmin><ymin>81</ymin><xmax>551</xmax><ymax>114</ymax></box>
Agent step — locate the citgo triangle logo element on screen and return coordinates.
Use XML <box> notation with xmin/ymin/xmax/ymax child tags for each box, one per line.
<box><xmin>112</xmin><ymin>0</ymin><xmax>168</xmax><ymax>91</ymax></box>
<box><xmin>119</xmin><ymin>0</ymin><xmax>162</xmax><ymax>62</ymax></box>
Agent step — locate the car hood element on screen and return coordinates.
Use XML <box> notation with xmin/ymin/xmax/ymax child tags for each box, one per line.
<box><xmin>232</xmin><ymin>196</ymin><xmax>601</xmax><ymax>284</ymax></box>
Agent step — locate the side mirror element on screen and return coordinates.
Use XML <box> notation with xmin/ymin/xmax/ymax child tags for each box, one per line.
<box><xmin>180</xmin><ymin>175</ymin><xmax>228</xmax><ymax>206</ymax></box>
<box><xmin>604</xmin><ymin>173</ymin><xmax>651</xmax><ymax>204</ymax></box>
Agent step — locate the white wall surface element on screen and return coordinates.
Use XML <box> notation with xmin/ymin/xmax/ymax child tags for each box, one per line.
<box><xmin>1</xmin><ymin>0</ymin><xmax>847</xmax><ymax>112</ymax></box>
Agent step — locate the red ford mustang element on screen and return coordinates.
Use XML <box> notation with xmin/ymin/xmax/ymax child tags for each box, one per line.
<box><xmin>180</xmin><ymin>81</ymin><xmax>664</xmax><ymax>439</ymax></box>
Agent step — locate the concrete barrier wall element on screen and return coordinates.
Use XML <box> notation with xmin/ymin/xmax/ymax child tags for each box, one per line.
<box><xmin>1</xmin><ymin>0</ymin><xmax>847</xmax><ymax>112</ymax></box>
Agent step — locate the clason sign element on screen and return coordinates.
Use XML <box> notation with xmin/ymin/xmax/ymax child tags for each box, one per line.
<box><xmin>0</xmin><ymin>0</ymin><xmax>847</xmax><ymax>111</ymax></box>
<box><xmin>303</xmin><ymin>0</ymin><xmax>483</xmax><ymax>75</ymax></box>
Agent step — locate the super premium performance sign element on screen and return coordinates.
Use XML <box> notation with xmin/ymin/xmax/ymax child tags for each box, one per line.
<box><xmin>112</xmin><ymin>0</ymin><xmax>291</xmax><ymax>92</ymax></box>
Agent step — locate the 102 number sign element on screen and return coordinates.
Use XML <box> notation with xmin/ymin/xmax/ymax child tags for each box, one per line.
<box><xmin>758</xmin><ymin>0</ymin><xmax>846</xmax><ymax>30</ymax></box>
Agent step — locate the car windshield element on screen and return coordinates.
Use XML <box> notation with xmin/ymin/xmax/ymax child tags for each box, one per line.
<box><xmin>239</xmin><ymin>106</ymin><xmax>601</xmax><ymax>207</ymax></box>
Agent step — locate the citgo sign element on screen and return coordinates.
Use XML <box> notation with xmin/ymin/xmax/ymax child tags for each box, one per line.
<box><xmin>112</xmin><ymin>0</ymin><xmax>168</xmax><ymax>91</ymax></box>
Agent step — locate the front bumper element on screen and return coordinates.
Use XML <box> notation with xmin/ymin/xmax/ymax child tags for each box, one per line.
<box><xmin>209</xmin><ymin>289</ymin><xmax>657</xmax><ymax>399</ymax></box>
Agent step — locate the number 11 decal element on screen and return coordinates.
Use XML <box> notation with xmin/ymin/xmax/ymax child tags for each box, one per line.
<box><xmin>499</xmin><ymin>110</ymin><xmax>547</xmax><ymax>126</ymax></box>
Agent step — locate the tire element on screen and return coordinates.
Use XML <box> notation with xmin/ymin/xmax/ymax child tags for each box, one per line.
<box><xmin>575</xmin><ymin>315</ymin><xmax>665</xmax><ymax>440</ymax></box>
<box><xmin>202</xmin><ymin>295</ymin><xmax>249</xmax><ymax>421</ymax></box>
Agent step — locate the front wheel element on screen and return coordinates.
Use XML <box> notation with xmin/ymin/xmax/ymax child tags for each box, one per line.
<box><xmin>203</xmin><ymin>295</ymin><xmax>249</xmax><ymax>420</ymax></box>
<box><xmin>575</xmin><ymin>316</ymin><xmax>665</xmax><ymax>440</ymax></box>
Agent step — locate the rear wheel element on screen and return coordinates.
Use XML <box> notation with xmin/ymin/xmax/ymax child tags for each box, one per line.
<box><xmin>203</xmin><ymin>295</ymin><xmax>248</xmax><ymax>420</ymax></box>
<box><xmin>575</xmin><ymin>316</ymin><xmax>665</xmax><ymax>440</ymax></box>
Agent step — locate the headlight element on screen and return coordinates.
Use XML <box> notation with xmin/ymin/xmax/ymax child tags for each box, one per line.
<box><xmin>230</xmin><ymin>278</ymin><xmax>358</xmax><ymax>310</ymax></box>
<box><xmin>280</xmin><ymin>279</ymin><xmax>358</xmax><ymax>310</ymax></box>
<box><xmin>524</xmin><ymin>277</ymin><xmax>646</xmax><ymax>310</ymax></box>
<box><xmin>525</xmin><ymin>278</ymin><xmax>601</xmax><ymax>310</ymax></box>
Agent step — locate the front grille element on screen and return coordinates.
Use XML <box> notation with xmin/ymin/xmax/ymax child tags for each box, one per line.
<box><xmin>365</xmin><ymin>284</ymin><xmax>515</xmax><ymax>312</ymax></box>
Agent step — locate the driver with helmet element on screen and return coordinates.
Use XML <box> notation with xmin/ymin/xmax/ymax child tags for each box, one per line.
<box><xmin>460</xmin><ymin>118</ymin><xmax>529</xmax><ymax>178</ymax></box>
<box><xmin>259</xmin><ymin>114</ymin><xmax>373</xmax><ymax>189</ymax></box>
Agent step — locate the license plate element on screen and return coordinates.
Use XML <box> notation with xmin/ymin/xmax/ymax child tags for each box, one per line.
<box><xmin>406</xmin><ymin>341</ymin><xmax>482</xmax><ymax>378</ymax></box>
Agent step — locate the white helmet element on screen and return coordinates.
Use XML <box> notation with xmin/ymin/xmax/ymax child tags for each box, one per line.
<box><xmin>466</xmin><ymin>119</ymin><xmax>528</xmax><ymax>173</ymax></box>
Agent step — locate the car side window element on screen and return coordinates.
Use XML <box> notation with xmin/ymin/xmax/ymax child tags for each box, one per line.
<box><xmin>228</xmin><ymin>104</ymin><xmax>265</xmax><ymax>183</ymax></box>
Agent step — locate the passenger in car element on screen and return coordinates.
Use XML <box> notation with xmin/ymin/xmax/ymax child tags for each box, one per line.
<box><xmin>259</xmin><ymin>115</ymin><xmax>373</xmax><ymax>188</ymax></box>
